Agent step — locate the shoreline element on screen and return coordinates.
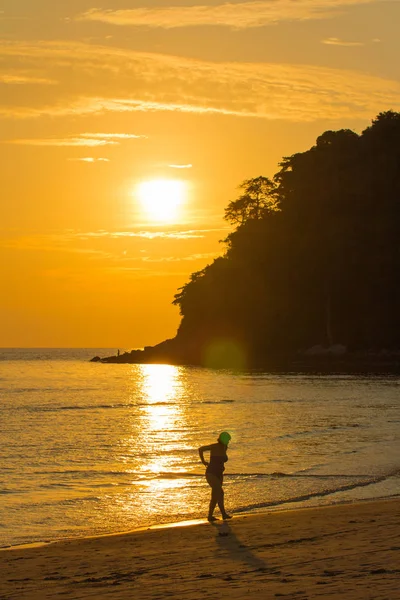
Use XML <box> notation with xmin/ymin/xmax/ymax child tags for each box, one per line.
<box><xmin>2</xmin><ymin>492</ymin><xmax>398</xmax><ymax>552</ymax></box>
<box><xmin>1</xmin><ymin>498</ymin><xmax>398</xmax><ymax>599</ymax></box>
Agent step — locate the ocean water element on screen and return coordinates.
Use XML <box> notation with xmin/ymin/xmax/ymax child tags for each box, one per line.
<box><xmin>0</xmin><ymin>348</ymin><xmax>399</xmax><ymax>548</ymax></box>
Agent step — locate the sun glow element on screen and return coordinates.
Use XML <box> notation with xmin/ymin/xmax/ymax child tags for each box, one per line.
<box><xmin>136</xmin><ymin>178</ymin><xmax>186</xmax><ymax>222</ymax></box>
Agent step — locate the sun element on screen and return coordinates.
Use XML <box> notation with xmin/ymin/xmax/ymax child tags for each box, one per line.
<box><xmin>136</xmin><ymin>179</ymin><xmax>186</xmax><ymax>222</ymax></box>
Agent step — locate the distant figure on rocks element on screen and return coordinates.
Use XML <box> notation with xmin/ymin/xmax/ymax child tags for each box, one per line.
<box><xmin>117</xmin><ymin>349</ymin><xmax>120</xmax><ymax>357</ymax></box>
<box><xmin>198</xmin><ymin>432</ymin><xmax>232</xmax><ymax>522</ymax></box>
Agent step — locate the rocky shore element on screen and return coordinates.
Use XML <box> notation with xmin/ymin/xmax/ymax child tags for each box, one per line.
<box><xmin>90</xmin><ymin>339</ymin><xmax>400</xmax><ymax>374</ymax></box>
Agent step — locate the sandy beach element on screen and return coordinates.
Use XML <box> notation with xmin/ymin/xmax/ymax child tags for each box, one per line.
<box><xmin>0</xmin><ymin>499</ymin><xmax>399</xmax><ymax>600</ymax></box>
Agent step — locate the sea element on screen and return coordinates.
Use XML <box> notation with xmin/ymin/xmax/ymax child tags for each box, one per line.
<box><xmin>0</xmin><ymin>348</ymin><xmax>399</xmax><ymax>548</ymax></box>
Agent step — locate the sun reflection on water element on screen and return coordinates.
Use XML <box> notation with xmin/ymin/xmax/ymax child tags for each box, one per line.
<box><xmin>141</xmin><ymin>363</ymin><xmax>182</xmax><ymax>402</ymax></box>
<box><xmin>139</xmin><ymin>364</ymin><xmax>183</xmax><ymax>431</ymax></box>
<box><xmin>112</xmin><ymin>364</ymin><xmax>195</xmax><ymax>521</ymax></box>
<box><xmin>135</xmin><ymin>364</ymin><xmax>189</xmax><ymax>482</ymax></box>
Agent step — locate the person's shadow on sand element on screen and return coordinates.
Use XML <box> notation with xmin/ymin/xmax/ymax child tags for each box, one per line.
<box><xmin>211</xmin><ymin>519</ymin><xmax>268</xmax><ymax>571</ymax></box>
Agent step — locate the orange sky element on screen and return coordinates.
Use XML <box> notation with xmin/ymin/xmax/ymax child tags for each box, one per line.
<box><xmin>1</xmin><ymin>0</ymin><xmax>400</xmax><ymax>348</ymax></box>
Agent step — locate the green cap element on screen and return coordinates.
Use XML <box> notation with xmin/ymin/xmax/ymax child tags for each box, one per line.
<box><xmin>219</xmin><ymin>431</ymin><xmax>231</xmax><ymax>445</ymax></box>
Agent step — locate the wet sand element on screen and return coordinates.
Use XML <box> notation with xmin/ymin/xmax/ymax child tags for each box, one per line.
<box><xmin>1</xmin><ymin>499</ymin><xmax>399</xmax><ymax>599</ymax></box>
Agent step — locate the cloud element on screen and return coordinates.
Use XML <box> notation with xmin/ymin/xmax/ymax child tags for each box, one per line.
<box><xmin>7</xmin><ymin>132</ymin><xmax>146</xmax><ymax>146</ymax></box>
<box><xmin>9</xmin><ymin>137</ymin><xmax>118</xmax><ymax>147</ymax></box>
<box><xmin>141</xmin><ymin>252</ymin><xmax>220</xmax><ymax>262</ymax></box>
<box><xmin>0</xmin><ymin>74</ymin><xmax>56</xmax><ymax>85</ymax></box>
<box><xmin>68</xmin><ymin>157</ymin><xmax>110</xmax><ymax>162</ymax></box>
<box><xmin>0</xmin><ymin>97</ymin><xmax>255</xmax><ymax>120</ymax></box>
<box><xmin>5</xmin><ymin>76</ymin><xmax>398</xmax><ymax>124</ymax></box>
<box><xmin>0</xmin><ymin>229</ymin><xmax>225</xmax><ymax>275</ymax></box>
<box><xmin>1</xmin><ymin>40</ymin><xmax>400</xmax><ymax>122</ymax></box>
<box><xmin>76</xmin><ymin>228</ymin><xmax>223</xmax><ymax>240</ymax></box>
<box><xmin>102</xmin><ymin>265</ymin><xmax>188</xmax><ymax>277</ymax></box>
<box><xmin>80</xmin><ymin>132</ymin><xmax>146</xmax><ymax>140</ymax></box>
<box><xmin>78</xmin><ymin>1</ymin><xmax>383</xmax><ymax>29</ymax></box>
<box><xmin>0</xmin><ymin>228</ymin><xmax>228</xmax><ymax>254</ymax></box>
<box><xmin>0</xmin><ymin>234</ymin><xmax>116</xmax><ymax>259</ymax></box>
<box><xmin>322</xmin><ymin>37</ymin><xmax>365</xmax><ymax>46</ymax></box>
<box><xmin>169</xmin><ymin>164</ymin><xmax>193</xmax><ymax>169</ymax></box>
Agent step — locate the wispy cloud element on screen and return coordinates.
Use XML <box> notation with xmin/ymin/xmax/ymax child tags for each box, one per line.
<box><xmin>169</xmin><ymin>164</ymin><xmax>193</xmax><ymax>169</ymax></box>
<box><xmin>0</xmin><ymin>228</ymin><xmax>228</xmax><ymax>252</ymax></box>
<box><xmin>78</xmin><ymin>1</ymin><xmax>383</xmax><ymax>29</ymax></box>
<box><xmin>76</xmin><ymin>228</ymin><xmax>223</xmax><ymax>240</ymax></box>
<box><xmin>0</xmin><ymin>74</ymin><xmax>56</xmax><ymax>85</ymax></box>
<box><xmin>68</xmin><ymin>157</ymin><xmax>110</xmax><ymax>162</ymax></box>
<box><xmin>141</xmin><ymin>252</ymin><xmax>219</xmax><ymax>262</ymax></box>
<box><xmin>80</xmin><ymin>132</ymin><xmax>146</xmax><ymax>140</ymax></box>
<box><xmin>0</xmin><ymin>234</ymin><xmax>116</xmax><ymax>259</ymax></box>
<box><xmin>322</xmin><ymin>37</ymin><xmax>365</xmax><ymax>46</ymax></box>
<box><xmin>0</xmin><ymin>229</ymin><xmax>225</xmax><ymax>274</ymax></box>
<box><xmin>9</xmin><ymin>137</ymin><xmax>118</xmax><ymax>147</ymax></box>
<box><xmin>1</xmin><ymin>40</ymin><xmax>400</xmax><ymax>122</ymax></box>
<box><xmin>7</xmin><ymin>132</ymin><xmax>146</xmax><ymax>147</ymax></box>
<box><xmin>102</xmin><ymin>265</ymin><xmax>188</xmax><ymax>277</ymax></box>
<box><xmin>4</xmin><ymin>77</ymin><xmax>399</xmax><ymax>123</ymax></box>
<box><xmin>0</xmin><ymin>97</ymin><xmax>256</xmax><ymax>120</ymax></box>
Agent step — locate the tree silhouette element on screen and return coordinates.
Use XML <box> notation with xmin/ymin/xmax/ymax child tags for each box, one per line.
<box><xmin>171</xmin><ymin>112</ymin><xmax>400</xmax><ymax>366</ymax></box>
<box><xmin>224</xmin><ymin>176</ymin><xmax>278</xmax><ymax>225</ymax></box>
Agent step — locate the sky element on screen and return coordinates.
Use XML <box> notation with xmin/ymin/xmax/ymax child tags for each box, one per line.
<box><xmin>1</xmin><ymin>0</ymin><xmax>400</xmax><ymax>348</ymax></box>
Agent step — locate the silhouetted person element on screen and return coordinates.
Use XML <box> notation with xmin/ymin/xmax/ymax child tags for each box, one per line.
<box><xmin>198</xmin><ymin>432</ymin><xmax>232</xmax><ymax>522</ymax></box>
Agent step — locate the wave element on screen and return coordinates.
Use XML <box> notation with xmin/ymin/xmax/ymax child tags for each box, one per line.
<box><xmin>203</xmin><ymin>399</ymin><xmax>235</xmax><ymax>404</ymax></box>
<box><xmin>8</xmin><ymin>400</ymin><xmax>232</xmax><ymax>412</ymax></box>
<box><xmin>233</xmin><ymin>468</ymin><xmax>400</xmax><ymax>513</ymax></box>
<box><xmin>227</xmin><ymin>472</ymin><xmax>376</xmax><ymax>481</ymax></box>
<box><xmin>276</xmin><ymin>424</ymin><xmax>362</xmax><ymax>440</ymax></box>
<box><xmin>31</xmin><ymin>469</ymin><xmax>131</xmax><ymax>476</ymax></box>
<box><xmin>4</xmin><ymin>469</ymin><xmax>394</xmax><ymax>484</ymax></box>
<box><xmin>1</xmin><ymin>387</ymin><xmax>56</xmax><ymax>394</ymax></box>
<box><xmin>20</xmin><ymin>470</ymin><xmax>395</xmax><ymax>483</ymax></box>
<box><xmin>7</xmin><ymin>402</ymin><xmax>166</xmax><ymax>412</ymax></box>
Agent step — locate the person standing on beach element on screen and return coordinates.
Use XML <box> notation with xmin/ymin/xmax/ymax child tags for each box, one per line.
<box><xmin>198</xmin><ymin>432</ymin><xmax>232</xmax><ymax>522</ymax></box>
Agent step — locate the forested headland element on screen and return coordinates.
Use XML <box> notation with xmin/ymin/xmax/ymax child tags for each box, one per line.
<box><xmin>97</xmin><ymin>111</ymin><xmax>400</xmax><ymax>371</ymax></box>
